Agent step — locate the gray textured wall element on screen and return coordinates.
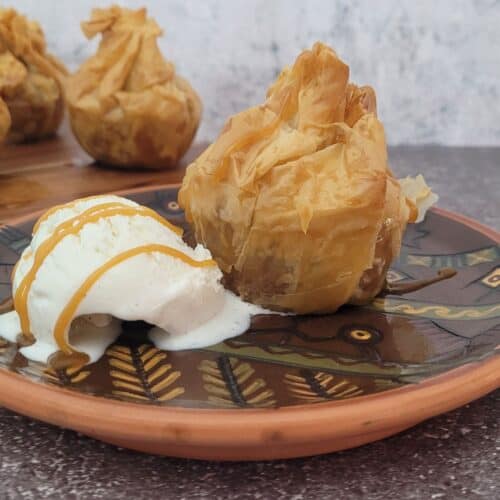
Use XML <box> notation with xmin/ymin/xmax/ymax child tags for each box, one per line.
<box><xmin>8</xmin><ymin>0</ymin><xmax>500</xmax><ymax>146</ymax></box>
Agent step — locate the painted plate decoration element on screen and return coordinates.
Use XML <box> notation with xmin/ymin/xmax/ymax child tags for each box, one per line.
<box><xmin>0</xmin><ymin>186</ymin><xmax>498</xmax><ymax>460</ymax></box>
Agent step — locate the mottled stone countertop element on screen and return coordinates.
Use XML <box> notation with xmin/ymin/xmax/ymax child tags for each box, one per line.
<box><xmin>0</xmin><ymin>145</ymin><xmax>499</xmax><ymax>499</ymax></box>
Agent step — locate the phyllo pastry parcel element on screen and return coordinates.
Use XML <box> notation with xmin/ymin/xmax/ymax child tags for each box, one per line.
<box><xmin>180</xmin><ymin>42</ymin><xmax>436</xmax><ymax>314</ymax></box>
<box><xmin>66</xmin><ymin>6</ymin><xmax>202</xmax><ymax>169</ymax></box>
<box><xmin>0</xmin><ymin>8</ymin><xmax>68</xmax><ymax>143</ymax></box>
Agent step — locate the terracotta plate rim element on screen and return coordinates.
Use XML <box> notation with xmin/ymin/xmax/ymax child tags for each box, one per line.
<box><xmin>0</xmin><ymin>186</ymin><xmax>499</xmax><ymax>457</ymax></box>
<box><xmin>0</xmin><ymin>355</ymin><xmax>498</xmax><ymax>450</ymax></box>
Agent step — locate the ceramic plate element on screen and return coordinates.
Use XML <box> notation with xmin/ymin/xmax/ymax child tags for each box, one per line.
<box><xmin>0</xmin><ymin>185</ymin><xmax>498</xmax><ymax>460</ymax></box>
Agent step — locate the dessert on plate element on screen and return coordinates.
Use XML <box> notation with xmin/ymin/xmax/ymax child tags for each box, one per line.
<box><xmin>0</xmin><ymin>8</ymin><xmax>68</xmax><ymax>143</ymax></box>
<box><xmin>0</xmin><ymin>196</ymin><xmax>264</xmax><ymax>368</ymax></box>
<box><xmin>65</xmin><ymin>6</ymin><xmax>202</xmax><ymax>169</ymax></box>
<box><xmin>179</xmin><ymin>42</ymin><xmax>437</xmax><ymax>313</ymax></box>
<box><xmin>0</xmin><ymin>42</ymin><xmax>445</xmax><ymax>370</ymax></box>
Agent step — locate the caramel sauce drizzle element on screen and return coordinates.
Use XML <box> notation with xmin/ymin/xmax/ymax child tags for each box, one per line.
<box><xmin>14</xmin><ymin>202</ymin><xmax>184</xmax><ymax>339</ymax></box>
<box><xmin>54</xmin><ymin>244</ymin><xmax>216</xmax><ymax>354</ymax></box>
<box><xmin>10</xmin><ymin>249</ymin><xmax>32</xmax><ymax>281</ymax></box>
<box><xmin>33</xmin><ymin>195</ymin><xmax>113</xmax><ymax>234</ymax></box>
<box><xmin>34</xmin><ymin>197</ymin><xmax>182</xmax><ymax>237</ymax></box>
<box><xmin>48</xmin><ymin>350</ymin><xmax>90</xmax><ymax>371</ymax></box>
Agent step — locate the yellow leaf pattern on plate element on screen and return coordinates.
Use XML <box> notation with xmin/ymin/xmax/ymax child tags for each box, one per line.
<box><xmin>199</xmin><ymin>356</ymin><xmax>276</xmax><ymax>408</ymax></box>
<box><xmin>107</xmin><ymin>344</ymin><xmax>184</xmax><ymax>403</ymax></box>
<box><xmin>284</xmin><ymin>370</ymin><xmax>364</xmax><ymax>403</ymax></box>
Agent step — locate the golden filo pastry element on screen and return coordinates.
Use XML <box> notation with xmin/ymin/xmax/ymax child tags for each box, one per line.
<box><xmin>180</xmin><ymin>42</ymin><xmax>434</xmax><ymax>314</ymax></box>
<box><xmin>65</xmin><ymin>6</ymin><xmax>202</xmax><ymax>169</ymax></box>
<box><xmin>0</xmin><ymin>8</ymin><xmax>68</xmax><ymax>143</ymax></box>
<box><xmin>0</xmin><ymin>52</ymin><xmax>22</xmax><ymax>143</ymax></box>
<box><xmin>0</xmin><ymin>97</ymin><xmax>10</xmax><ymax>142</ymax></box>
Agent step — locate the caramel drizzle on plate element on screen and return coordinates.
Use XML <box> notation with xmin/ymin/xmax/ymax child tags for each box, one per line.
<box><xmin>14</xmin><ymin>201</ymin><xmax>184</xmax><ymax>339</ymax></box>
<box><xmin>54</xmin><ymin>244</ymin><xmax>216</xmax><ymax>354</ymax></box>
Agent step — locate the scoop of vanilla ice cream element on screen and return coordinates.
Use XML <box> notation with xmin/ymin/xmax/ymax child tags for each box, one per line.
<box><xmin>0</xmin><ymin>195</ymin><xmax>237</xmax><ymax>364</ymax></box>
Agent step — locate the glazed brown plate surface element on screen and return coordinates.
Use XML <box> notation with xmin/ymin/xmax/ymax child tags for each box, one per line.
<box><xmin>0</xmin><ymin>185</ymin><xmax>498</xmax><ymax>460</ymax></box>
